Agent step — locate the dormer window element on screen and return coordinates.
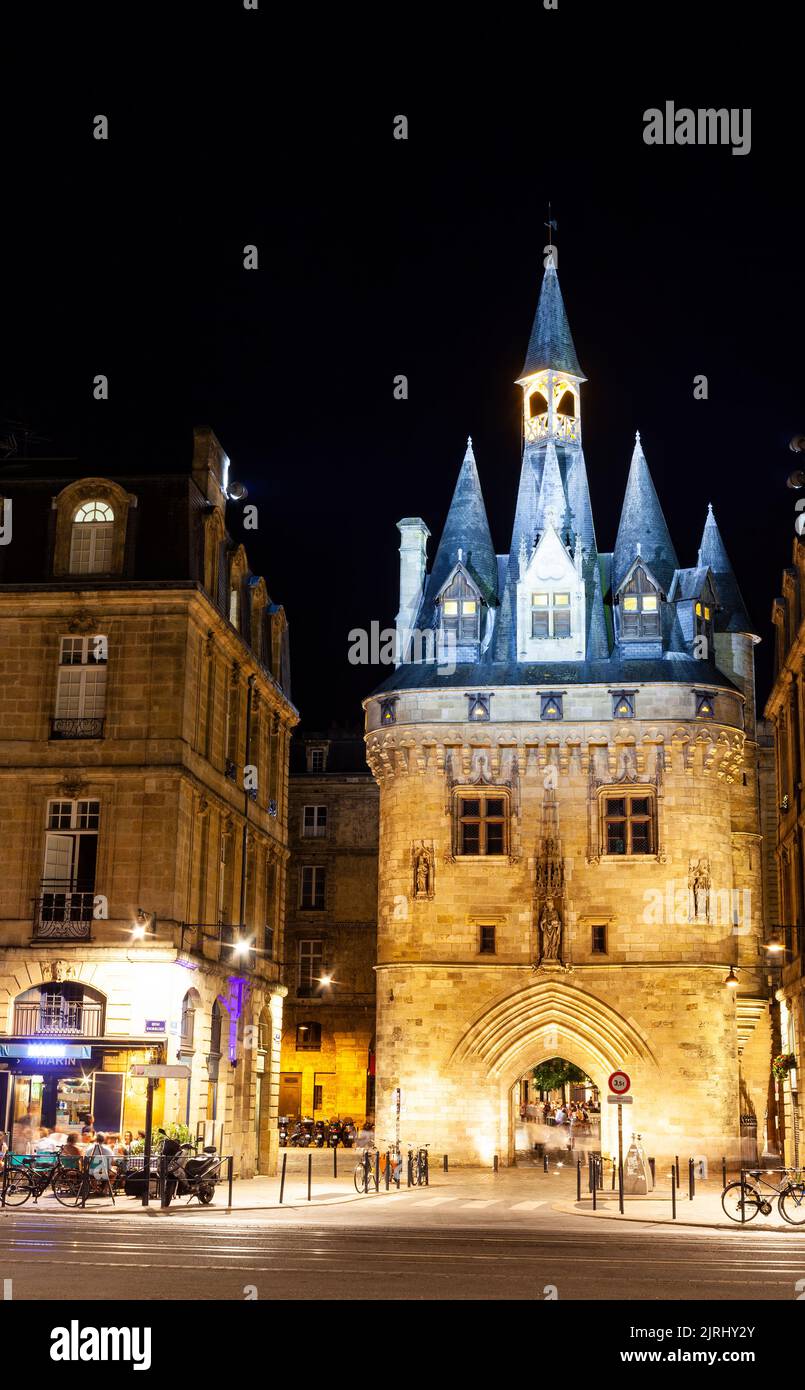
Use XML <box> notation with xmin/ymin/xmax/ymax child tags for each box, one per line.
<box><xmin>694</xmin><ymin>600</ymin><xmax>712</xmax><ymax>646</ymax></box>
<box><xmin>440</xmin><ymin>573</ymin><xmax>480</xmax><ymax>642</ymax></box>
<box><xmin>620</xmin><ymin>568</ymin><xmax>660</xmax><ymax>638</ymax></box>
<box><xmin>380</xmin><ymin>698</ymin><xmax>398</xmax><ymax>725</ymax></box>
<box><xmin>532</xmin><ymin>590</ymin><xmax>571</xmax><ymax>639</ymax></box>
<box><xmin>611</xmin><ymin>691</ymin><xmax>635</xmax><ymax>719</ymax></box>
<box><xmin>540</xmin><ymin>692</ymin><xmax>563</xmax><ymax>720</ymax></box>
<box><xmin>695</xmin><ymin>691</ymin><xmax>716</xmax><ymax>719</ymax></box>
<box><xmin>70</xmin><ymin>501</ymin><xmax>114</xmax><ymax>574</ymax></box>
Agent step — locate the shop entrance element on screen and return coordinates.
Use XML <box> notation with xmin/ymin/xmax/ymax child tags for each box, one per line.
<box><xmin>512</xmin><ymin>1056</ymin><xmax>601</xmax><ymax>1166</ymax></box>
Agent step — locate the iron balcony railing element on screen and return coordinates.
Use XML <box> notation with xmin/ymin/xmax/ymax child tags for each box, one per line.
<box><xmin>13</xmin><ymin>999</ymin><xmax>104</xmax><ymax>1037</ymax></box>
<box><xmin>49</xmin><ymin>717</ymin><xmax>105</xmax><ymax>740</ymax></box>
<box><xmin>33</xmin><ymin>880</ymin><xmax>96</xmax><ymax>940</ymax></box>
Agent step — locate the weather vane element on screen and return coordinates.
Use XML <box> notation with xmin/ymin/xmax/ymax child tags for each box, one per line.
<box><xmin>544</xmin><ymin>202</ymin><xmax>557</xmax><ymax>247</ymax></box>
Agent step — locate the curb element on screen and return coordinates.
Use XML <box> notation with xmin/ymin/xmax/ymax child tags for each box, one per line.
<box><xmin>553</xmin><ymin>1198</ymin><xmax>804</xmax><ymax>1233</ymax></box>
<box><xmin>0</xmin><ymin>1185</ymin><xmax>420</xmax><ymax>1218</ymax></box>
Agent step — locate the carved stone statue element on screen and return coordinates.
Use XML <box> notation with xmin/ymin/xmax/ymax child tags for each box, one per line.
<box><xmin>540</xmin><ymin>899</ymin><xmax>562</xmax><ymax>962</ymax></box>
<box><xmin>414</xmin><ymin>842</ymin><xmax>433</xmax><ymax>898</ymax></box>
<box><xmin>689</xmin><ymin>856</ymin><xmax>711</xmax><ymax>921</ymax></box>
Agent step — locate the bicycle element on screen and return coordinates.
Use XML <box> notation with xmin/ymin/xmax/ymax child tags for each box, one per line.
<box><xmin>721</xmin><ymin>1167</ymin><xmax>805</xmax><ymax>1225</ymax></box>
<box><xmin>1</xmin><ymin>1152</ymin><xmax>86</xmax><ymax>1208</ymax></box>
<box><xmin>353</xmin><ymin>1148</ymin><xmax>378</xmax><ymax>1194</ymax></box>
<box><xmin>407</xmin><ymin>1144</ymin><xmax>430</xmax><ymax>1187</ymax></box>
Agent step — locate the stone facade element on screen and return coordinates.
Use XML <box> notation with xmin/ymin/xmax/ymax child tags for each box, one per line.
<box><xmin>365</xmin><ymin>260</ymin><xmax>771</xmax><ymax>1168</ymax></box>
<box><xmin>281</xmin><ymin>733</ymin><xmax>378</xmax><ymax>1126</ymax></box>
<box><xmin>0</xmin><ymin>429</ymin><xmax>297</xmax><ymax>1176</ymax></box>
<box><xmin>764</xmin><ymin>534</ymin><xmax>805</xmax><ymax>1166</ymax></box>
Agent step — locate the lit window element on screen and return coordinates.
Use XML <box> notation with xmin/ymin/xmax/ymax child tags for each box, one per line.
<box><xmin>69</xmin><ymin>501</ymin><xmax>114</xmax><ymax>574</ymax></box>
<box><xmin>611</xmin><ymin>692</ymin><xmax>635</xmax><ymax>719</ymax></box>
<box><xmin>456</xmin><ymin>793</ymin><xmax>508</xmax><ymax>856</ymax></box>
<box><xmin>696</xmin><ymin>692</ymin><xmax>716</xmax><ymax>719</ymax></box>
<box><xmin>467</xmin><ymin>694</ymin><xmax>491</xmax><ymax>721</ymax></box>
<box><xmin>540</xmin><ymin>693</ymin><xmax>563</xmax><ymax>720</ymax></box>
<box><xmin>695</xmin><ymin>602</ymin><xmax>702</xmax><ymax>617</ymax></box>
<box><xmin>603</xmin><ymin>793</ymin><xmax>654</xmax><ymax>856</ymax></box>
<box><xmin>620</xmin><ymin>569</ymin><xmax>660</xmax><ymax>638</ymax></box>
<box><xmin>531</xmin><ymin>592</ymin><xmax>571</xmax><ymax>639</ymax></box>
<box><xmin>440</xmin><ymin>574</ymin><xmax>480</xmax><ymax>642</ymax></box>
<box><xmin>296</xmin><ymin>1021</ymin><xmax>322</xmax><ymax>1051</ymax></box>
<box><xmin>380</xmin><ymin>698</ymin><xmax>398</xmax><ymax>725</ymax></box>
<box><xmin>444</xmin><ymin>600</ymin><xmax>458</xmax><ymax>616</ymax></box>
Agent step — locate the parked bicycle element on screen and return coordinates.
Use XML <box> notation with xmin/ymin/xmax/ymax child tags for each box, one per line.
<box><xmin>353</xmin><ymin>1148</ymin><xmax>378</xmax><ymax>1194</ymax></box>
<box><xmin>407</xmin><ymin>1144</ymin><xmax>430</xmax><ymax>1187</ymax></box>
<box><xmin>721</xmin><ymin>1167</ymin><xmax>805</xmax><ymax>1225</ymax></box>
<box><xmin>2</xmin><ymin>1152</ymin><xmax>88</xmax><ymax>1208</ymax></box>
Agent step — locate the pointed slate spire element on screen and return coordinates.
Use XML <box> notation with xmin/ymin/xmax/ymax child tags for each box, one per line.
<box><xmin>535</xmin><ymin>438</ymin><xmax>568</xmax><ymax>534</ymax></box>
<box><xmin>427</xmin><ymin>437</ymin><xmax>498</xmax><ymax>605</ymax></box>
<box><xmin>698</xmin><ymin>503</ymin><xmax>755</xmax><ymax>634</ymax></box>
<box><xmin>518</xmin><ymin>261</ymin><xmax>586</xmax><ymax>381</ymax></box>
<box><xmin>613</xmin><ymin>433</ymin><xmax>679</xmax><ymax>594</ymax></box>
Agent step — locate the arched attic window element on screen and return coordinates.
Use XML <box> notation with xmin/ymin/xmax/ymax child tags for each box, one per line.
<box><xmin>70</xmin><ymin>501</ymin><xmax>115</xmax><ymax>574</ymax></box>
<box><xmin>440</xmin><ymin>572</ymin><xmax>480</xmax><ymax>641</ymax></box>
<box><xmin>620</xmin><ymin>566</ymin><xmax>660</xmax><ymax>638</ymax></box>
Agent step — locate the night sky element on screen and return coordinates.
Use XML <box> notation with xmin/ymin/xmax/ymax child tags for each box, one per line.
<box><xmin>3</xmin><ymin>21</ymin><xmax>801</xmax><ymax>728</ymax></box>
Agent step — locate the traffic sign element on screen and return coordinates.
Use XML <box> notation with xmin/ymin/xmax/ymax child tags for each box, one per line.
<box><xmin>607</xmin><ymin>1094</ymin><xmax>634</xmax><ymax>1104</ymax></box>
<box><xmin>608</xmin><ymin>1069</ymin><xmax>631</xmax><ymax>1095</ymax></box>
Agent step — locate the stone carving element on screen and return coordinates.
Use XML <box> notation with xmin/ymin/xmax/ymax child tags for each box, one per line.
<box><xmin>413</xmin><ymin>840</ymin><xmax>435</xmax><ymax>899</ymax></box>
<box><xmin>57</xmin><ymin>774</ymin><xmax>87</xmax><ymax>800</ymax></box>
<box><xmin>689</xmin><ymin>855</ymin><xmax>711</xmax><ymax>922</ymax></box>
<box><xmin>42</xmin><ymin>960</ymin><xmax>77</xmax><ymax>983</ymax></box>
<box><xmin>534</xmin><ymin>781</ymin><xmax>566</xmax><ymax>965</ymax></box>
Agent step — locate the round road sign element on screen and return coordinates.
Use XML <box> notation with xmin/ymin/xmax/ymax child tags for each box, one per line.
<box><xmin>608</xmin><ymin>1070</ymin><xmax>631</xmax><ymax>1095</ymax></box>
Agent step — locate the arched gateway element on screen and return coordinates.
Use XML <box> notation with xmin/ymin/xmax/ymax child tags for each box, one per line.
<box><xmin>366</xmin><ymin>255</ymin><xmax>765</xmax><ymax>1171</ymax></box>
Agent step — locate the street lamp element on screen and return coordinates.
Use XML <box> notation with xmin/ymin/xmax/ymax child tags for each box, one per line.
<box><xmin>724</xmin><ymin>966</ymin><xmax>739</xmax><ymax>989</ymax></box>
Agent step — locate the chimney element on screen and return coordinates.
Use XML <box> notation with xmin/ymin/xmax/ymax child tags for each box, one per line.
<box><xmin>395</xmin><ymin>517</ymin><xmax>430</xmax><ymax>664</ymax></box>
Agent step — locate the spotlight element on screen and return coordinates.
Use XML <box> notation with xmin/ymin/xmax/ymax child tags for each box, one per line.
<box><xmin>227</xmin><ymin>480</ymin><xmax>249</xmax><ymax>502</ymax></box>
<box><xmin>131</xmin><ymin>923</ymin><xmax>146</xmax><ymax>941</ymax></box>
<box><xmin>319</xmin><ymin>973</ymin><xmax>333</xmax><ymax>988</ymax></box>
<box><xmin>232</xmin><ymin>937</ymin><xmax>252</xmax><ymax>957</ymax></box>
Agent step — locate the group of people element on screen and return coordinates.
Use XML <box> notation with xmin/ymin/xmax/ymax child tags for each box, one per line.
<box><xmin>2</xmin><ymin>1114</ymin><xmax>144</xmax><ymax>1179</ymax></box>
<box><xmin>521</xmin><ymin>1099</ymin><xmax>599</xmax><ymax>1134</ymax></box>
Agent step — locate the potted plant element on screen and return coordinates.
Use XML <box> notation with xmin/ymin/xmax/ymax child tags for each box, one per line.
<box><xmin>772</xmin><ymin>1053</ymin><xmax>796</xmax><ymax>1080</ymax></box>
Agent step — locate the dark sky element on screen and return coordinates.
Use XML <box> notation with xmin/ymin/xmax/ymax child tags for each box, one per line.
<box><xmin>3</xmin><ymin>17</ymin><xmax>802</xmax><ymax>727</ymax></box>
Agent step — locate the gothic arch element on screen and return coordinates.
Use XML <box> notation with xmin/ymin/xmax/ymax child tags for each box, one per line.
<box><xmin>448</xmin><ymin>978</ymin><xmax>657</xmax><ymax>1088</ymax></box>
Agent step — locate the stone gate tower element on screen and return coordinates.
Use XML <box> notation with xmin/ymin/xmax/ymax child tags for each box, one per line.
<box><xmin>365</xmin><ymin>259</ymin><xmax>770</xmax><ymax>1165</ymax></box>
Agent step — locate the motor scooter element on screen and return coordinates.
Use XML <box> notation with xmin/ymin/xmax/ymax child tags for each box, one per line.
<box><xmin>163</xmin><ymin>1139</ymin><xmax>221</xmax><ymax>1206</ymax></box>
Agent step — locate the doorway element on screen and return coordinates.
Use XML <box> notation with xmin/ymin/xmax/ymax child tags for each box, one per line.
<box><xmin>513</xmin><ymin>1057</ymin><xmax>601</xmax><ymax>1165</ymax></box>
<box><xmin>279</xmin><ymin>1072</ymin><xmax>302</xmax><ymax>1118</ymax></box>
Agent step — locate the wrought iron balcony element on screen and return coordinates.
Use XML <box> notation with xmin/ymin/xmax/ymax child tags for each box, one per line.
<box><xmin>13</xmin><ymin>999</ymin><xmax>104</xmax><ymax>1037</ymax></box>
<box><xmin>49</xmin><ymin>717</ymin><xmax>105</xmax><ymax>740</ymax></box>
<box><xmin>33</xmin><ymin>881</ymin><xmax>95</xmax><ymax>940</ymax></box>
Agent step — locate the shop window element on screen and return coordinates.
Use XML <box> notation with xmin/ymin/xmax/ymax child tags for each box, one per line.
<box><xmin>300</xmin><ymin>865</ymin><xmax>326</xmax><ymax>910</ymax></box>
<box><xmin>296</xmin><ymin>1021</ymin><xmax>322</xmax><ymax>1051</ymax></box>
<box><xmin>602</xmin><ymin>792</ymin><xmax>655</xmax><ymax>856</ymax></box>
<box><xmin>455</xmin><ymin>792</ymin><xmax>508</xmax><ymax>857</ymax></box>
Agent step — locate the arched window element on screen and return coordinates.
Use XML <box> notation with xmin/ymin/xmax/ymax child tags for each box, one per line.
<box><xmin>180</xmin><ymin>991</ymin><xmax>198</xmax><ymax>1050</ymax></box>
<box><xmin>210</xmin><ymin>999</ymin><xmax>223</xmax><ymax>1057</ymax></box>
<box><xmin>529</xmin><ymin>390</ymin><xmax>548</xmax><ymax>419</ymax></box>
<box><xmin>70</xmin><ymin>500</ymin><xmax>115</xmax><ymax>574</ymax></box>
<box><xmin>556</xmin><ymin>389</ymin><xmax>575</xmax><ymax>417</ymax></box>
<box><xmin>229</xmin><ymin>585</ymin><xmax>240</xmax><ymax>629</ymax></box>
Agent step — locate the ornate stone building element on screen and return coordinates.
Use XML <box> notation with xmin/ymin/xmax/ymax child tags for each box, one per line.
<box><xmin>366</xmin><ymin>260</ymin><xmax>770</xmax><ymax>1166</ymax></box>
<box><xmin>281</xmin><ymin>732</ymin><xmax>378</xmax><ymax>1126</ymax></box>
<box><xmin>0</xmin><ymin>428</ymin><xmax>296</xmax><ymax>1175</ymax></box>
<box><xmin>764</xmin><ymin>535</ymin><xmax>805</xmax><ymax>1165</ymax></box>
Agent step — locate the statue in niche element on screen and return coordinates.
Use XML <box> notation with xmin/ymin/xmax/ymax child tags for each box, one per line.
<box><xmin>540</xmin><ymin>898</ymin><xmax>563</xmax><ymax>962</ymax></box>
<box><xmin>413</xmin><ymin>841</ymin><xmax>434</xmax><ymax>898</ymax></box>
<box><xmin>689</xmin><ymin>855</ymin><xmax>711</xmax><ymax>922</ymax></box>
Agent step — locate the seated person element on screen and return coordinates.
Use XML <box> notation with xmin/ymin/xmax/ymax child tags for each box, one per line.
<box><xmin>60</xmin><ymin>1133</ymin><xmax>84</xmax><ymax>1160</ymax></box>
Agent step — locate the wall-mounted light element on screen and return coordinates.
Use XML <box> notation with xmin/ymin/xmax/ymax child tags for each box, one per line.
<box><xmin>232</xmin><ymin>937</ymin><xmax>252</xmax><ymax>958</ymax></box>
<box><xmin>319</xmin><ymin>973</ymin><xmax>333</xmax><ymax>988</ymax></box>
<box><xmin>724</xmin><ymin>966</ymin><xmax>739</xmax><ymax>989</ymax></box>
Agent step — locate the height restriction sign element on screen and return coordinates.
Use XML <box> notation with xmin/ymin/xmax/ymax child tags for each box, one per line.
<box><xmin>608</xmin><ymin>1070</ymin><xmax>631</xmax><ymax>1095</ymax></box>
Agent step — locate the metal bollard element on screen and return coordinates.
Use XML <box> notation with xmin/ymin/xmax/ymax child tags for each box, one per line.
<box><xmin>688</xmin><ymin>1157</ymin><xmax>695</xmax><ymax>1201</ymax></box>
<box><xmin>722</xmin><ymin>1156</ymin><xmax>727</xmax><ymax>1188</ymax></box>
<box><xmin>648</xmin><ymin>1157</ymin><xmax>655</xmax><ymax>1185</ymax></box>
<box><xmin>675</xmin><ymin>1154</ymin><xmax>680</xmax><ymax>1187</ymax></box>
<box><xmin>443</xmin><ymin>1154</ymin><xmax>448</xmax><ymax>1173</ymax></box>
<box><xmin>423</xmin><ymin>1149</ymin><xmax>429</xmax><ymax>1186</ymax></box>
<box><xmin>592</xmin><ymin>1169</ymin><xmax>597</xmax><ymax>1210</ymax></box>
<box><xmin>618</xmin><ymin>1159</ymin><xmax>624</xmax><ymax>1215</ymax></box>
<box><xmin>543</xmin><ymin>1150</ymin><xmax>549</xmax><ymax>1174</ymax></box>
<box><xmin>333</xmin><ymin>1146</ymin><xmax>337</xmax><ymax>1180</ymax></box>
<box><xmin>576</xmin><ymin>1158</ymin><xmax>581</xmax><ymax>1202</ymax></box>
<box><xmin>671</xmin><ymin>1165</ymin><xmax>676</xmax><ymax>1220</ymax></box>
<box><xmin>374</xmin><ymin>1149</ymin><xmax>380</xmax><ymax>1195</ymax></box>
<box><xmin>279</xmin><ymin>1152</ymin><xmax>287</xmax><ymax>1205</ymax></box>
<box><xmin>407</xmin><ymin>1151</ymin><xmax>413</xmax><ymax>1187</ymax></box>
<box><xmin>228</xmin><ymin>1154</ymin><xmax>234</xmax><ymax>1208</ymax></box>
<box><xmin>493</xmin><ymin>1153</ymin><xmax>499</xmax><ymax>1173</ymax></box>
<box><xmin>611</xmin><ymin>1158</ymin><xmax>616</xmax><ymax>1191</ymax></box>
<box><xmin>307</xmin><ymin>1152</ymin><xmax>312</xmax><ymax>1202</ymax></box>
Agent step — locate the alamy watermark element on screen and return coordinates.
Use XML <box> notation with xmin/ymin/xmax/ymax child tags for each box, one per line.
<box><xmin>643</xmin><ymin>103</ymin><xmax>751</xmax><ymax>157</ymax></box>
<box><xmin>348</xmin><ymin>623</ymin><xmax>456</xmax><ymax>674</ymax></box>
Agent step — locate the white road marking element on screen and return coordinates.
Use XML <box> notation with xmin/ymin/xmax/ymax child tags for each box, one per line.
<box><xmin>509</xmin><ymin>1201</ymin><xmax>545</xmax><ymax>1211</ymax></box>
<box><xmin>415</xmin><ymin>1197</ymin><xmax>458</xmax><ymax>1207</ymax></box>
<box><xmin>459</xmin><ymin>1200</ymin><xmax>499</xmax><ymax>1209</ymax></box>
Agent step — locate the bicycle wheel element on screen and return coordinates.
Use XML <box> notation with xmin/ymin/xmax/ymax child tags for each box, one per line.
<box><xmin>52</xmin><ymin>1171</ymin><xmax>83</xmax><ymax>1208</ymax></box>
<box><xmin>353</xmin><ymin>1161</ymin><xmax>368</xmax><ymax>1194</ymax></box>
<box><xmin>778</xmin><ymin>1181</ymin><xmax>805</xmax><ymax>1226</ymax></box>
<box><xmin>721</xmin><ymin>1180</ymin><xmax>762</xmax><ymax>1222</ymax></box>
<box><xmin>2</xmin><ymin>1169</ymin><xmax>33</xmax><ymax>1207</ymax></box>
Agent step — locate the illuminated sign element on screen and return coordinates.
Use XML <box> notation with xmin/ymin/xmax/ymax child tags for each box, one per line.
<box><xmin>0</xmin><ymin>1044</ymin><xmax>92</xmax><ymax>1061</ymax></box>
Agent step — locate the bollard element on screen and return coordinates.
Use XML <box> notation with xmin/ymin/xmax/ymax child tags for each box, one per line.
<box><xmin>618</xmin><ymin>1159</ymin><xmax>624</xmax><ymax>1215</ymax></box>
<box><xmin>407</xmin><ymin>1151</ymin><xmax>413</xmax><ymax>1187</ymax></box>
<box><xmin>543</xmin><ymin>1150</ymin><xmax>549</xmax><ymax>1174</ymax></box>
<box><xmin>576</xmin><ymin>1157</ymin><xmax>581</xmax><ymax>1202</ymax></box>
<box><xmin>688</xmin><ymin>1157</ymin><xmax>695</xmax><ymax>1201</ymax></box>
<box><xmin>493</xmin><ymin>1153</ymin><xmax>499</xmax><ymax>1173</ymax></box>
<box><xmin>722</xmin><ymin>1156</ymin><xmax>727</xmax><ymax>1188</ymax></box>
<box><xmin>333</xmin><ymin>1146</ymin><xmax>338</xmax><ymax>1180</ymax></box>
<box><xmin>385</xmin><ymin>1150</ymin><xmax>391</xmax><ymax>1190</ymax></box>
<box><xmin>228</xmin><ymin>1154</ymin><xmax>234</xmax><ymax>1208</ymax></box>
<box><xmin>649</xmin><ymin>1157</ymin><xmax>655</xmax><ymax>1185</ymax></box>
<box><xmin>671</xmin><ymin>1165</ymin><xmax>676</xmax><ymax>1220</ymax></box>
<box><xmin>611</xmin><ymin>1158</ymin><xmax>616</xmax><ymax>1191</ymax></box>
<box><xmin>307</xmin><ymin>1152</ymin><xmax>312</xmax><ymax>1202</ymax></box>
<box><xmin>279</xmin><ymin>1152</ymin><xmax>287</xmax><ymax>1205</ymax></box>
<box><xmin>675</xmin><ymin>1154</ymin><xmax>680</xmax><ymax>1187</ymax></box>
<box><xmin>364</xmin><ymin>1150</ymin><xmax>371</xmax><ymax>1192</ymax></box>
<box><xmin>424</xmin><ymin>1149</ymin><xmax>429</xmax><ymax>1186</ymax></box>
<box><xmin>374</xmin><ymin>1149</ymin><xmax>380</xmax><ymax>1195</ymax></box>
<box><xmin>443</xmin><ymin>1154</ymin><xmax>448</xmax><ymax>1173</ymax></box>
<box><xmin>592</xmin><ymin>1169</ymin><xmax>597</xmax><ymax>1210</ymax></box>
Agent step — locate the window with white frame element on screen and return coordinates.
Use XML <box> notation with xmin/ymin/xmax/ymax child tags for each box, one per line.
<box><xmin>307</xmin><ymin>745</ymin><xmax>327</xmax><ymax>773</ymax></box>
<box><xmin>302</xmin><ymin>805</ymin><xmax>328</xmax><ymax>838</ymax></box>
<box><xmin>42</xmin><ymin>799</ymin><xmax>100</xmax><ymax>898</ymax></box>
<box><xmin>69</xmin><ymin>501</ymin><xmax>114</xmax><ymax>574</ymax></box>
<box><xmin>298</xmin><ymin>939</ymin><xmax>324</xmax><ymax>996</ymax></box>
<box><xmin>620</xmin><ymin>567</ymin><xmax>660</xmax><ymax>638</ymax></box>
<box><xmin>54</xmin><ymin>636</ymin><xmax>108</xmax><ymax>725</ymax></box>
<box><xmin>300</xmin><ymin>865</ymin><xmax>326</xmax><ymax>910</ymax></box>
<box><xmin>440</xmin><ymin>573</ymin><xmax>480</xmax><ymax>642</ymax></box>
<box><xmin>531</xmin><ymin>590</ymin><xmax>571</xmax><ymax>639</ymax></box>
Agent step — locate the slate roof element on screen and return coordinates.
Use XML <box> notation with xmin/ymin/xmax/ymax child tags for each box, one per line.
<box><xmin>519</xmin><ymin>262</ymin><xmax>586</xmax><ymax>380</ymax></box>
<box><xmin>417</xmin><ymin>439</ymin><xmax>499</xmax><ymax>630</ymax></box>
<box><xmin>612</xmin><ymin>435</ymin><xmax>679</xmax><ymax>594</ymax></box>
<box><xmin>371</xmin><ymin>654</ymin><xmax>740</xmax><ymax>697</ymax></box>
<box><xmin>697</xmin><ymin>504</ymin><xmax>756</xmax><ymax>635</ymax></box>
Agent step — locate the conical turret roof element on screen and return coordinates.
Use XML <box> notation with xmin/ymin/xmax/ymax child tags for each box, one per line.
<box><xmin>612</xmin><ymin>434</ymin><xmax>678</xmax><ymax>594</ymax></box>
<box><xmin>518</xmin><ymin>261</ymin><xmax>585</xmax><ymax>380</ymax></box>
